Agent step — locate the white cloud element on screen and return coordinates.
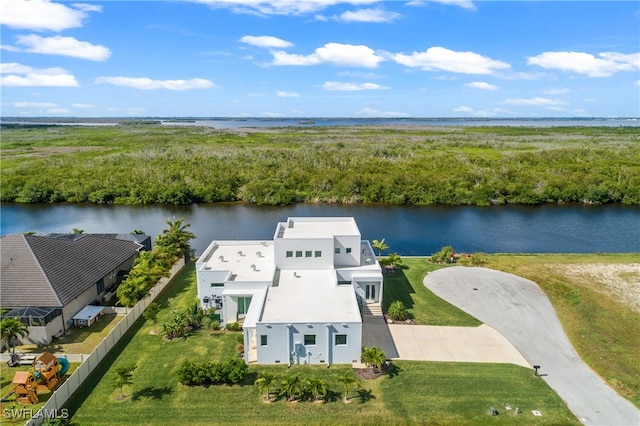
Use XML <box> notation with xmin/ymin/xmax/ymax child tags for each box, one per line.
<box><xmin>430</xmin><ymin>0</ymin><xmax>476</xmax><ymax>10</ymax></box>
<box><xmin>277</xmin><ymin>91</ymin><xmax>299</xmax><ymax>97</ymax></box>
<box><xmin>95</xmin><ymin>76</ymin><xmax>216</xmax><ymax>90</ymax></box>
<box><xmin>1</xmin><ymin>0</ymin><xmax>100</xmax><ymax>31</ymax></box>
<box><xmin>322</xmin><ymin>81</ymin><xmax>388</xmax><ymax>91</ymax></box>
<box><xmin>543</xmin><ymin>87</ymin><xmax>570</xmax><ymax>95</ymax></box>
<box><xmin>338</xmin><ymin>8</ymin><xmax>401</xmax><ymax>23</ymax></box>
<box><xmin>0</xmin><ymin>63</ymin><xmax>79</xmax><ymax>87</ymax></box>
<box><xmin>527</xmin><ymin>51</ymin><xmax>640</xmax><ymax>77</ymax></box>
<box><xmin>190</xmin><ymin>0</ymin><xmax>380</xmax><ymax>16</ymax></box>
<box><xmin>15</xmin><ymin>35</ymin><xmax>111</xmax><ymax>61</ymax></box>
<box><xmin>272</xmin><ymin>42</ymin><xmax>385</xmax><ymax>68</ymax></box>
<box><xmin>240</xmin><ymin>35</ymin><xmax>293</xmax><ymax>48</ymax></box>
<box><xmin>358</xmin><ymin>107</ymin><xmax>409</xmax><ymax>117</ymax></box>
<box><xmin>465</xmin><ymin>81</ymin><xmax>498</xmax><ymax>91</ymax></box>
<box><xmin>392</xmin><ymin>46</ymin><xmax>510</xmax><ymax>74</ymax></box>
<box><xmin>12</xmin><ymin>101</ymin><xmax>59</xmax><ymax>108</ymax></box>
<box><xmin>453</xmin><ymin>106</ymin><xmax>473</xmax><ymax>112</ymax></box>
<box><xmin>504</xmin><ymin>97</ymin><xmax>566</xmax><ymax>106</ymax></box>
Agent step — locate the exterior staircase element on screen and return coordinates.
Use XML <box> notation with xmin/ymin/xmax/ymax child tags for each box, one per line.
<box><xmin>362</xmin><ymin>303</ymin><xmax>384</xmax><ymax>323</ymax></box>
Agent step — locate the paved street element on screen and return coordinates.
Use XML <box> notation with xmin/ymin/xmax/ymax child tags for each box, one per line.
<box><xmin>424</xmin><ymin>266</ymin><xmax>640</xmax><ymax>426</ymax></box>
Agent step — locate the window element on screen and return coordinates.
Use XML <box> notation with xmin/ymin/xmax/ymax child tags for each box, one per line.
<box><xmin>315</xmin><ymin>251</ymin><xmax>321</xmax><ymax>257</ymax></box>
<box><xmin>337</xmin><ymin>280</ymin><xmax>351</xmax><ymax>286</ymax></box>
<box><xmin>335</xmin><ymin>248</ymin><xmax>340</xmax><ymax>254</ymax></box>
<box><xmin>296</xmin><ymin>251</ymin><xmax>303</xmax><ymax>258</ymax></box>
<box><xmin>238</xmin><ymin>296</ymin><xmax>252</xmax><ymax>315</ymax></box>
<box><xmin>346</xmin><ymin>247</ymin><xmax>352</xmax><ymax>254</ymax></box>
<box><xmin>286</xmin><ymin>251</ymin><xmax>293</xmax><ymax>258</ymax></box>
<box><xmin>305</xmin><ymin>251</ymin><xmax>312</xmax><ymax>257</ymax></box>
<box><xmin>260</xmin><ymin>335</ymin><xmax>268</xmax><ymax>346</ymax></box>
<box><xmin>210</xmin><ymin>282</ymin><xmax>224</xmax><ymax>287</ymax></box>
<box><xmin>335</xmin><ymin>334</ymin><xmax>347</xmax><ymax>345</ymax></box>
<box><xmin>304</xmin><ymin>334</ymin><xmax>316</xmax><ymax>345</ymax></box>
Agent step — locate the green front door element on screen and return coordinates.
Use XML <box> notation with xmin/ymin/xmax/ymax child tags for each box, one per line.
<box><xmin>238</xmin><ymin>296</ymin><xmax>252</xmax><ymax>316</ymax></box>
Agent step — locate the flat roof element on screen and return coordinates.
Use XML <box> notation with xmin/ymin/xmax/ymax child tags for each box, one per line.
<box><xmin>260</xmin><ymin>269</ymin><xmax>361</xmax><ymax>324</ymax></box>
<box><xmin>72</xmin><ymin>305</ymin><xmax>104</xmax><ymax>321</ymax></box>
<box><xmin>277</xmin><ymin>217</ymin><xmax>360</xmax><ymax>240</ymax></box>
<box><xmin>200</xmin><ymin>241</ymin><xmax>275</xmax><ymax>282</ymax></box>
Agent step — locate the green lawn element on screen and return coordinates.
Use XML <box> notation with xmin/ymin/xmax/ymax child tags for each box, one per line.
<box><xmin>66</xmin><ymin>261</ymin><xmax>577</xmax><ymax>425</ymax></box>
<box><xmin>382</xmin><ymin>258</ymin><xmax>481</xmax><ymax>326</ymax></box>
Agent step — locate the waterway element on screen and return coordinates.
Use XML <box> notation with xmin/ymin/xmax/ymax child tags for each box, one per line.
<box><xmin>1</xmin><ymin>203</ymin><xmax>638</xmax><ymax>255</ymax></box>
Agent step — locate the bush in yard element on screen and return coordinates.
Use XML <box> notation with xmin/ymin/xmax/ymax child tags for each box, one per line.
<box><xmin>387</xmin><ymin>300</ymin><xmax>409</xmax><ymax>321</ymax></box>
<box><xmin>361</xmin><ymin>346</ymin><xmax>387</xmax><ymax>371</ymax></box>
<box><xmin>225</xmin><ymin>321</ymin><xmax>242</xmax><ymax>332</ymax></box>
<box><xmin>176</xmin><ymin>358</ymin><xmax>248</xmax><ymax>386</ymax></box>
<box><xmin>430</xmin><ymin>245</ymin><xmax>456</xmax><ymax>264</ymax></box>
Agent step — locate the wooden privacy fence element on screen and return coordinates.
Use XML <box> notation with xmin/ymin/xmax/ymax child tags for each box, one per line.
<box><xmin>24</xmin><ymin>259</ymin><xmax>185</xmax><ymax>426</ymax></box>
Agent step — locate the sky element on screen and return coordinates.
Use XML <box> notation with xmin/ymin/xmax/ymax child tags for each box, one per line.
<box><xmin>1</xmin><ymin>0</ymin><xmax>639</xmax><ymax>118</ymax></box>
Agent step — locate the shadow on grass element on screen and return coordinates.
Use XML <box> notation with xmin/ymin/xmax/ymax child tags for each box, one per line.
<box><xmin>131</xmin><ymin>386</ymin><xmax>173</xmax><ymax>401</ymax></box>
<box><xmin>356</xmin><ymin>388</ymin><xmax>375</xmax><ymax>404</ymax></box>
<box><xmin>323</xmin><ymin>389</ymin><xmax>341</xmax><ymax>403</ymax></box>
<box><xmin>385</xmin><ymin>363</ymin><xmax>402</xmax><ymax>379</ymax></box>
<box><xmin>382</xmin><ymin>269</ymin><xmax>416</xmax><ymax>312</ymax></box>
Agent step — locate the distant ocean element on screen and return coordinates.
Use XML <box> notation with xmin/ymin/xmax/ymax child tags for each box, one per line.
<box><xmin>2</xmin><ymin>117</ymin><xmax>639</xmax><ymax>128</ymax></box>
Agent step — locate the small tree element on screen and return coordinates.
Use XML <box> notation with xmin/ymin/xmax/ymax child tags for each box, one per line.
<box><xmin>372</xmin><ymin>238</ymin><xmax>389</xmax><ymax>256</ymax></box>
<box><xmin>113</xmin><ymin>364</ymin><xmax>137</xmax><ymax>400</ymax></box>
<box><xmin>1</xmin><ymin>317</ymin><xmax>30</xmax><ymax>353</ymax></box>
<box><xmin>279</xmin><ymin>374</ymin><xmax>302</xmax><ymax>402</ymax></box>
<box><xmin>387</xmin><ymin>300</ymin><xmax>409</xmax><ymax>321</ymax></box>
<box><xmin>307</xmin><ymin>377</ymin><xmax>328</xmax><ymax>402</ymax></box>
<box><xmin>255</xmin><ymin>372</ymin><xmax>277</xmax><ymax>402</ymax></box>
<box><xmin>143</xmin><ymin>302</ymin><xmax>160</xmax><ymax>334</ymax></box>
<box><xmin>361</xmin><ymin>346</ymin><xmax>386</xmax><ymax>371</ymax></box>
<box><xmin>337</xmin><ymin>371</ymin><xmax>360</xmax><ymax>403</ymax></box>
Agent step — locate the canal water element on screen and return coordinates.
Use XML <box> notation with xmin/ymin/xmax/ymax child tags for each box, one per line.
<box><xmin>2</xmin><ymin>203</ymin><xmax>639</xmax><ymax>255</ymax></box>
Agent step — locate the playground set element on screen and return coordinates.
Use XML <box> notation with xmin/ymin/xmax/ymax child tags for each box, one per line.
<box><xmin>2</xmin><ymin>353</ymin><xmax>70</xmax><ymax>405</ymax></box>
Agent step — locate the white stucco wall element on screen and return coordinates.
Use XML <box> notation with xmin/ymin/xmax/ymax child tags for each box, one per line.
<box><xmin>255</xmin><ymin>321</ymin><xmax>361</xmax><ymax>365</ymax></box>
<box><xmin>274</xmin><ymin>238</ymin><xmax>334</xmax><ymax>269</ymax></box>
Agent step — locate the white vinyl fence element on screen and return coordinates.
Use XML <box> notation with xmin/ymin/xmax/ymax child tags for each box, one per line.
<box><xmin>23</xmin><ymin>259</ymin><xmax>185</xmax><ymax>426</ymax></box>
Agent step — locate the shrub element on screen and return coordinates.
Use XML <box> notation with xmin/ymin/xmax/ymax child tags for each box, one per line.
<box><xmin>225</xmin><ymin>322</ymin><xmax>242</xmax><ymax>332</ymax></box>
<box><xmin>458</xmin><ymin>252</ymin><xmax>488</xmax><ymax>267</ymax></box>
<box><xmin>430</xmin><ymin>246</ymin><xmax>456</xmax><ymax>264</ymax></box>
<box><xmin>176</xmin><ymin>358</ymin><xmax>248</xmax><ymax>386</ymax></box>
<box><xmin>387</xmin><ymin>300</ymin><xmax>409</xmax><ymax>321</ymax></box>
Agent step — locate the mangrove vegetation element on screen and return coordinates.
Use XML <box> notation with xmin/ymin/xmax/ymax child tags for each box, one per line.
<box><xmin>1</xmin><ymin>124</ymin><xmax>638</xmax><ymax>206</ymax></box>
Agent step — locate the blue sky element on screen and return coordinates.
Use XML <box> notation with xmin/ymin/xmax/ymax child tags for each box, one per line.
<box><xmin>1</xmin><ymin>0</ymin><xmax>639</xmax><ymax>117</ymax></box>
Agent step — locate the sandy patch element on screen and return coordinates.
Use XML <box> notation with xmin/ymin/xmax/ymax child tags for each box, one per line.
<box><xmin>555</xmin><ymin>263</ymin><xmax>640</xmax><ymax>312</ymax></box>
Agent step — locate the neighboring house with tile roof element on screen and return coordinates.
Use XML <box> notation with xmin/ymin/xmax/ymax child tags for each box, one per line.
<box><xmin>0</xmin><ymin>234</ymin><xmax>145</xmax><ymax>345</ymax></box>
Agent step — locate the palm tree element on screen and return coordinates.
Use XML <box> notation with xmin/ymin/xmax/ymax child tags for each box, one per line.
<box><xmin>361</xmin><ymin>346</ymin><xmax>387</xmax><ymax>371</ymax></box>
<box><xmin>1</xmin><ymin>317</ymin><xmax>29</xmax><ymax>353</ymax></box>
<box><xmin>279</xmin><ymin>374</ymin><xmax>301</xmax><ymax>402</ymax></box>
<box><xmin>307</xmin><ymin>377</ymin><xmax>328</xmax><ymax>402</ymax></box>
<box><xmin>72</xmin><ymin>228</ymin><xmax>84</xmax><ymax>235</ymax></box>
<box><xmin>372</xmin><ymin>238</ymin><xmax>389</xmax><ymax>256</ymax></box>
<box><xmin>130</xmin><ymin>229</ymin><xmax>146</xmax><ymax>235</ymax></box>
<box><xmin>156</xmin><ymin>217</ymin><xmax>196</xmax><ymax>261</ymax></box>
<box><xmin>338</xmin><ymin>371</ymin><xmax>360</xmax><ymax>403</ymax></box>
<box><xmin>255</xmin><ymin>372</ymin><xmax>277</xmax><ymax>402</ymax></box>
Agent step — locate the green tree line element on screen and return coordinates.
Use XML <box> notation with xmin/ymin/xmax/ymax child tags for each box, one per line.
<box><xmin>2</xmin><ymin>124</ymin><xmax>638</xmax><ymax>206</ymax></box>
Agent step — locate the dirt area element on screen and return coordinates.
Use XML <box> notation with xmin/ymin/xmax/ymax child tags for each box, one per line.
<box><xmin>554</xmin><ymin>263</ymin><xmax>640</xmax><ymax>312</ymax></box>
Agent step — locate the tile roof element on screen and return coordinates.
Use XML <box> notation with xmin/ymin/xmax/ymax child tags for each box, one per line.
<box><xmin>1</xmin><ymin>234</ymin><xmax>141</xmax><ymax>308</ymax></box>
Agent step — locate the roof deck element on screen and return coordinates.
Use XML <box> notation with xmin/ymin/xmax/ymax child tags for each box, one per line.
<box><xmin>275</xmin><ymin>217</ymin><xmax>360</xmax><ymax>240</ymax></box>
<box><xmin>198</xmin><ymin>241</ymin><xmax>275</xmax><ymax>282</ymax></box>
<box><xmin>260</xmin><ymin>269</ymin><xmax>361</xmax><ymax>324</ymax></box>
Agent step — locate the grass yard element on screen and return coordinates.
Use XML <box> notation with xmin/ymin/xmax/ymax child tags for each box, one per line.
<box><xmin>485</xmin><ymin>254</ymin><xmax>640</xmax><ymax>408</ymax></box>
<box><xmin>66</xmin><ymin>261</ymin><xmax>577</xmax><ymax>425</ymax></box>
<box><xmin>382</xmin><ymin>259</ymin><xmax>481</xmax><ymax>326</ymax></box>
<box><xmin>15</xmin><ymin>313</ymin><xmax>123</xmax><ymax>355</ymax></box>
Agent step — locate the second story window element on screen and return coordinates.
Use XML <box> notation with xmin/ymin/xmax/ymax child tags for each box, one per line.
<box><xmin>296</xmin><ymin>251</ymin><xmax>303</xmax><ymax>257</ymax></box>
<box><xmin>346</xmin><ymin>248</ymin><xmax>352</xmax><ymax>254</ymax></box>
<box><xmin>305</xmin><ymin>251</ymin><xmax>312</xmax><ymax>257</ymax></box>
<box><xmin>286</xmin><ymin>251</ymin><xmax>293</xmax><ymax>258</ymax></box>
<box><xmin>335</xmin><ymin>248</ymin><xmax>340</xmax><ymax>254</ymax></box>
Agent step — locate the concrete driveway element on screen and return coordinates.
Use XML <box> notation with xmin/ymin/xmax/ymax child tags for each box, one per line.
<box><xmin>424</xmin><ymin>266</ymin><xmax>640</xmax><ymax>426</ymax></box>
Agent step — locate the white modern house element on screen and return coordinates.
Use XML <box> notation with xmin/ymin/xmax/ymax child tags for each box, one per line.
<box><xmin>196</xmin><ymin>217</ymin><xmax>383</xmax><ymax>365</ymax></box>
